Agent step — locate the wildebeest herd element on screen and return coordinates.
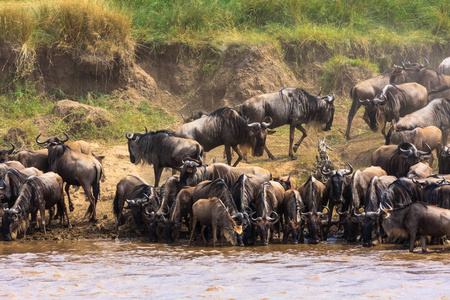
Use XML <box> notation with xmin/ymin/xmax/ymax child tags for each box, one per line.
<box><xmin>2</xmin><ymin>57</ymin><xmax>450</xmax><ymax>253</ymax></box>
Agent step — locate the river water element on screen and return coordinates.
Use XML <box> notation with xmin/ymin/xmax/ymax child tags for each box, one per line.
<box><xmin>0</xmin><ymin>239</ymin><xmax>449</xmax><ymax>299</ymax></box>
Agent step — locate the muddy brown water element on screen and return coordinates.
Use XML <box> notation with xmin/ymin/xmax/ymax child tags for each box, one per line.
<box><xmin>1</xmin><ymin>239</ymin><xmax>450</xmax><ymax>298</ymax></box>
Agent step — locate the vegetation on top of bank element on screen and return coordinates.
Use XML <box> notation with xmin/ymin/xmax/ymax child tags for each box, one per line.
<box><xmin>115</xmin><ymin>0</ymin><xmax>449</xmax><ymax>47</ymax></box>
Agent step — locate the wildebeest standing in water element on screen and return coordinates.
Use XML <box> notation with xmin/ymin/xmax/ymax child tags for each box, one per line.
<box><xmin>280</xmin><ymin>189</ymin><xmax>304</xmax><ymax>244</ymax></box>
<box><xmin>189</xmin><ymin>197</ymin><xmax>243</xmax><ymax>247</ymax></box>
<box><xmin>126</xmin><ymin>128</ymin><xmax>203</xmax><ymax>187</ymax></box>
<box><xmin>359</xmin><ymin>83</ymin><xmax>428</xmax><ymax>137</ymax></box>
<box><xmin>381</xmin><ymin>202</ymin><xmax>450</xmax><ymax>253</ymax></box>
<box><xmin>1</xmin><ymin>172</ymin><xmax>70</xmax><ymax>241</ymax></box>
<box><xmin>239</xmin><ymin>88</ymin><xmax>335</xmax><ymax>160</ymax></box>
<box><xmin>175</xmin><ymin>107</ymin><xmax>271</xmax><ymax>166</ymax></box>
<box><xmin>36</xmin><ymin>133</ymin><xmax>103</xmax><ymax>222</ymax></box>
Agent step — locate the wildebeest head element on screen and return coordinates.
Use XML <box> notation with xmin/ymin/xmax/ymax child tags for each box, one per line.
<box><xmin>1</xmin><ymin>203</ymin><xmax>26</xmax><ymax>241</ymax></box>
<box><xmin>322</xmin><ymin>163</ymin><xmax>353</xmax><ymax>204</ymax></box>
<box><xmin>125</xmin><ymin>188</ymin><xmax>158</xmax><ymax>235</ymax></box>
<box><xmin>398</xmin><ymin>142</ymin><xmax>432</xmax><ymax>165</ymax></box>
<box><xmin>389</xmin><ymin>59</ymin><xmax>427</xmax><ymax>84</ymax></box>
<box><xmin>225</xmin><ymin>213</ymin><xmax>245</xmax><ymax>247</ymax></box>
<box><xmin>125</xmin><ymin>129</ymin><xmax>148</xmax><ymax>164</ymax></box>
<box><xmin>246</xmin><ymin>118</ymin><xmax>273</xmax><ymax>157</ymax></box>
<box><xmin>359</xmin><ymin>96</ymin><xmax>387</xmax><ymax>131</ymax></box>
<box><xmin>321</xmin><ymin>94</ymin><xmax>336</xmax><ymax>131</ymax></box>
<box><xmin>0</xmin><ymin>144</ymin><xmax>15</xmax><ymax>163</ymax></box>
<box><xmin>251</xmin><ymin>211</ymin><xmax>279</xmax><ymax>246</ymax></box>
<box><xmin>337</xmin><ymin>208</ymin><xmax>360</xmax><ymax>243</ymax></box>
<box><xmin>354</xmin><ymin>209</ymin><xmax>381</xmax><ymax>247</ymax></box>
<box><xmin>301</xmin><ymin>207</ymin><xmax>328</xmax><ymax>244</ymax></box>
<box><xmin>179</xmin><ymin>157</ymin><xmax>203</xmax><ymax>185</ymax></box>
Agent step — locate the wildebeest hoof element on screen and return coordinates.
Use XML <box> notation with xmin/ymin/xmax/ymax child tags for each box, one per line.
<box><xmin>290</xmin><ymin>156</ymin><xmax>297</xmax><ymax>160</ymax></box>
<box><xmin>89</xmin><ymin>217</ymin><xmax>98</xmax><ymax>223</ymax></box>
<box><xmin>69</xmin><ymin>204</ymin><xmax>74</xmax><ymax>212</ymax></box>
<box><xmin>293</xmin><ymin>145</ymin><xmax>299</xmax><ymax>153</ymax></box>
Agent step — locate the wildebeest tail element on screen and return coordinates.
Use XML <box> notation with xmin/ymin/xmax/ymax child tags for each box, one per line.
<box><xmin>310</xmin><ymin>177</ymin><xmax>316</xmax><ymax>213</ymax></box>
<box><xmin>93</xmin><ymin>165</ymin><xmax>101</xmax><ymax>204</ymax></box>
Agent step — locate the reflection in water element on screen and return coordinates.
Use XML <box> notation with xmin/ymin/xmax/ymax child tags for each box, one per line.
<box><xmin>0</xmin><ymin>240</ymin><xmax>450</xmax><ymax>298</ymax></box>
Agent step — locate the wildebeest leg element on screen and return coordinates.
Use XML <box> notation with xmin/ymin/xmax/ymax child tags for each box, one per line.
<box><xmin>409</xmin><ymin>231</ymin><xmax>417</xmax><ymax>252</ymax></box>
<box><xmin>65</xmin><ymin>184</ymin><xmax>74</xmax><ymax>212</ymax></box>
<box><xmin>39</xmin><ymin>203</ymin><xmax>46</xmax><ymax>235</ymax></box>
<box><xmin>225</xmin><ymin>145</ymin><xmax>233</xmax><ymax>166</ymax></box>
<box><xmin>292</xmin><ymin>124</ymin><xmax>307</xmax><ymax>154</ymax></box>
<box><xmin>420</xmin><ymin>236</ymin><xmax>428</xmax><ymax>253</ymax></box>
<box><xmin>231</xmin><ymin>145</ymin><xmax>243</xmax><ymax>167</ymax></box>
<box><xmin>324</xmin><ymin>204</ymin><xmax>333</xmax><ymax>240</ymax></box>
<box><xmin>264</xmin><ymin>145</ymin><xmax>276</xmax><ymax>160</ymax></box>
<box><xmin>288</xmin><ymin>124</ymin><xmax>296</xmax><ymax>159</ymax></box>
<box><xmin>154</xmin><ymin>165</ymin><xmax>164</xmax><ymax>187</ymax></box>
<box><xmin>201</xmin><ymin>225</ymin><xmax>207</xmax><ymax>245</ymax></box>
<box><xmin>82</xmin><ymin>184</ymin><xmax>97</xmax><ymax>222</ymax></box>
<box><xmin>381</xmin><ymin>121</ymin><xmax>387</xmax><ymax>139</ymax></box>
<box><xmin>188</xmin><ymin>216</ymin><xmax>197</xmax><ymax>246</ymax></box>
<box><xmin>345</xmin><ymin>100</ymin><xmax>361</xmax><ymax>140</ymax></box>
<box><xmin>442</xmin><ymin>129</ymin><xmax>449</xmax><ymax>146</ymax></box>
<box><xmin>212</xmin><ymin>223</ymin><xmax>217</xmax><ymax>248</ymax></box>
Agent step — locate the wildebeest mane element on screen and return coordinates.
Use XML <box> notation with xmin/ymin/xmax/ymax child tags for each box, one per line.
<box><xmin>256</xmin><ymin>182</ymin><xmax>270</xmax><ymax>217</ymax></box>
<box><xmin>2</xmin><ymin>169</ymin><xmax>29</xmax><ymax>205</ymax></box>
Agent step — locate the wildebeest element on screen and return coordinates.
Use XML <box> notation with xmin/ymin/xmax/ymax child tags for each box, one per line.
<box><xmin>251</xmin><ymin>181</ymin><xmax>282</xmax><ymax>246</ymax></box>
<box><xmin>355</xmin><ymin>175</ymin><xmax>396</xmax><ymax>247</ymax></box>
<box><xmin>112</xmin><ymin>175</ymin><xmax>157</xmax><ymax>231</ymax></box>
<box><xmin>1</xmin><ymin>172</ymin><xmax>70</xmax><ymax>241</ymax></box>
<box><xmin>351</xmin><ymin>166</ymin><xmax>387</xmax><ymax>209</ymax></box>
<box><xmin>180</xmin><ymin>111</ymin><xmax>207</xmax><ymax>123</ymax></box>
<box><xmin>390</xmin><ymin>98</ymin><xmax>450</xmax><ymax>145</ymax></box>
<box><xmin>36</xmin><ymin>133</ymin><xmax>103</xmax><ymax>222</ymax></box>
<box><xmin>188</xmin><ymin>197</ymin><xmax>243</xmax><ymax>247</ymax></box>
<box><xmin>175</xmin><ymin>107</ymin><xmax>271</xmax><ymax>166</ymax></box>
<box><xmin>407</xmin><ymin>162</ymin><xmax>433</xmax><ymax>179</ymax></box>
<box><xmin>276</xmin><ymin>175</ymin><xmax>297</xmax><ymax>191</ymax></box>
<box><xmin>124</xmin><ymin>190</ymin><xmax>160</xmax><ymax>238</ymax></box>
<box><xmin>298</xmin><ymin>176</ymin><xmax>327</xmax><ymax>243</ymax></box>
<box><xmin>0</xmin><ymin>144</ymin><xmax>49</xmax><ymax>172</ymax></box>
<box><xmin>346</xmin><ymin>68</ymin><xmax>394</xmax><ymax>140</ymax></box>
<box><xmin>179</xmin><ymin>161</ymin><xmax>271</xmax><ymax>188</ymax></box>
<box><xmin>0</xmin><ymin>161</ymin><xmax>25</xmax><ymax>174</ymax></box>
<box><xmin>438</xmin><ymin>144</ymin><xmax>450</xmax><ymax>174</ymax></box>
<box><xmin>382</xmin><ymin>177</ymin><xmax>423</xmax><ymax>208</ymax></box>
<box><xmin>389</xmin><ymin>62</ymin><xmax>450</xmax><ymax>91</ymax></box>
<box><xmin>381</xmin><ymin>202</ymin><xmax>450</xmax><ymax>252</ymax></box>
<box><xmin>168</xmin><ymin>185</ymin><xmax>196</xmax><ymax>242</ymax></box>
<box><xmin>428</xmin><ymin>86</ymin><xmax>450</xmax><ymax>101</ymax></box>
<box><xmin>389</xmin><ymin>126</ymin><xmax>442</xmax><ymax>166</ymax></box>
<box><xmin>321</xmin><ymin>164</ymin><xmax>353</xmax><ymax>238</ymax></box>
<box><xmin>126</xmin><ymin>129</ymin><xmax>203</xmax><ymax>187</ymax></box>
<box><xmin>0</xmin><ymin>168</ymin><xmax>43</xmax><ymax>207</ymax></box>
<box><xmin>438</xmin><ymin>57</ymin><xmax>450</xmax><ymax>76</ymax></box>
<box><xmin>280</xmin><ymin>189</ymin><xmax>304</xmax><ymax>244</ymax></box>
<box><xmin>359</xmin><ymin>83</ymin><xmax>428</xmax><ymax>136</ymax></box>
<box><xmin>420</xmin><ymin>178</ymin><xmax>450</xmax><ymax>210</ymax></box>
<box><xmin>239</xmin><ymin>87</ymin><xmax>335</xmax><ymax>159</ymax></box>
<box><xmin>371</xmin><ymin>142</ymin><xmax>431</xmax><ymax>178</ymax></box>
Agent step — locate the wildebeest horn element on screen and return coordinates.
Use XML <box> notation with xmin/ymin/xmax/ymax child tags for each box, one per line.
<box><xmin>61</xmin><ymin>132</ymin><xmax>69</xmax><ymax>143</ymax></box>
<box><xmin>144</xmin><ymin>127</ymin><xmax>149</xmax><ymax>134</ymax></box>
<box><xmin>180</xmin><ymin>113</ymin><xmax>187</xmax><ymax>121</ymax></box>
<box><xmin>36</xmin><ymin>134</ymin><xmax>51</xmax><ymax>145</ymax></box>
<box><xmin>359</xmin><ymin>99</ymin><xmax>371</xmax><ymax>106</ymax></box>
<box><xmin>248</xmin><ymin>122</ymin><xmax>261</xmax><ymax>129</ymax></box>
<box><xmin>421</xmin><ymin>57</ymin><xmax>429</xmax><ymax>68</ymax></box>
<box><xmin>231</xmin><ymin>212</ymin><xmax>243</xmax><ymax>220</ymax></box>
<box><xmin>7</xmin><ymin>143</ymin><xmax>15</xmax><ymax>154</ymax></box>
<box><xmin>416</xmin><ymin>143</ymin><xmax>432</xmax><ymax>156</ymax></box>
<box><xmin>144</xmin><ymin>206</ymin><xmax>155</xmax><ymax>216</ymax></box>
<box><xmin>2</xmin><ymin>203</ymin><xmax>9</xmax><ymax>211</ymax></box>
<box><xmin>125</xmin><ymin>131</ymin><xmax>134</xmax><ymax>140</ymax></box>
<box><xmin>373</xmin><ymin>97</ymin><xmax>386</xmax><ymax>105</ymax></box>
<box><xmin>267</xmin><ymin>211</ymin><xmax>279</xmax><ymax>222</ymax></box>
<box><xmin>0</xmin><ymin>179</ymin><xmax>6</xmax><ymax>190</ymax></box>
<box><xmin>344</xmin><ymin>163</ymin><xmax>353</xmax><ymax>176</ymax></box>
<box><xmin>317</xmin><ymin>90</ymin><xmax>322</xmax><ymax>97</ymax></box>
<box><xmin>125</xmin><ymin>199</ymin><xmax>136</xmax><ymax>207</ymax></box>
<box><xmin>320</xmin><ymin>165</ymin><xmax>336</xmax><ymax>177</ymax></box>
<box><xmin>262</xmin><ymin>117</ymin><xmax>273</xmax><ymax>128</ymax></box>
<box><xmin>402</xmin><ymin>61</ymin><xmax>406</xmax><ymax>68</ymax></box>
<box><xmin>251</xmin><ymin>216</ymin><xmax>262</xmax><ymax>222</ymax></box>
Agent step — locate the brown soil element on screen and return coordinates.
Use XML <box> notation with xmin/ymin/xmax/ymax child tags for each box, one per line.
<box><xmin>8</xmin><ymin>43</ymin><xmax>444</xmax><ymax>241</ymax></box>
